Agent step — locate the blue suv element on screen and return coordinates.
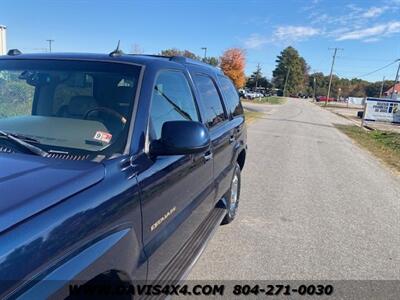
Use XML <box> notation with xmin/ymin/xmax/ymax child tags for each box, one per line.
<box><xmin>0</xmin><ymin>51</ymin><xmax>247</xmax><ymax>298</ymax></box>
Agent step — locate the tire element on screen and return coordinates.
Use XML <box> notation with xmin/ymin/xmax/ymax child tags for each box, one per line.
<box><xmin>221</xmin><ymin>163</ymin><xmax>241</xmax><ymax>225</ymax></box>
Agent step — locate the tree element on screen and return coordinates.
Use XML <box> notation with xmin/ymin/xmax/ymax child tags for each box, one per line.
<box><xmin>306</xmin><ymin>71</ymin><xmax>395</xmax><ymax>99</ymax></box>
<box><xmin>220</xmin><ymin>48</ymin><xmax>246</xmax><ymax>88</ymax></box>
<box><xmin>252</xmin><ymin>63</ymin><xmax>262</xmax><ymax>88</ymax></box>
<box><xmin>202</xmin><ymin>56</ymin><xmax>219</xmax><ymax>67</ymax></box>
<box><xmin>159</xmin><ymin>48</ymin><xmax>200</xmax><ymax>60</ymax></box>
<box><xmin>246</xmin><ymin>64</ymin><xmax>271</xmax><ymax>90</ymax></box>
<box><xmin>131</xmin><ymin>43</ymin><xmax>143</xmax><ymax>54</ymax></box>
<box><xmin>365</xmin><ymin>82</ymin><xmax>383</xmax><ymax>97</ymax></box>
<box><xmin>272</xmin><ymin>46</ymin><xmax>308</xmax><ymax>95</ymax></box>
<box><xmin>182</xmin><ymin>50</ymin><xmax>198</xmax><ymax>60</ymax></box>
<box><xmin>365</xmin><ymin>80</ymin><xmax>395</xmax><ymax>97</ymax></box>
<box><xmin>308</xmin><ymin>72</ymin><xmax>325</xmax><ymax>96</ymax></box>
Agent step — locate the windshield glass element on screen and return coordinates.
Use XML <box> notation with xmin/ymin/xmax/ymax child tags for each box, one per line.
<box><xmin>0</xmin><ymin>59</ymin><xmax>141</xmax><ymax>158</ymax></box>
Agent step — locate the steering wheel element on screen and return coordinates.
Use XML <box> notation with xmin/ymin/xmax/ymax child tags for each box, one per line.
<box><xmin>83</xmin><ymin>107</ymin><xmax>127</xmax><ymax>126</ymax></box>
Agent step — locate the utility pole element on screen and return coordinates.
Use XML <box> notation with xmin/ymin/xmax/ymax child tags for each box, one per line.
<box><xmin>391</xmin><ymin>60</ymin><xmax>400</xmax><ymax>99</ymax></box>
<box><xmin>379</xmin><ymin>76</ymin><xmax>385</xmax><ymax>98</ymax></box>
<box><xmin>283</xmin><ymin>67</ymin><xmax>290</xmax><ymax>97</ymax></box>
<box><xmin>201</xmin><ymin>47</ymin><xmax>207</xmax><ymax>60</ymax></box>
<box><xmin>326</xmin><ymin>47</ymin><xmax>343</xmax><ymax>106</ymax></box>
<box><xmin>255</xmin><ymin>63</ymin><xmax>261</xmax><ymax>89</ymax></box>
<box><xmin>46</xmin><ymin>39</ymin><xmax>55</xmax><ymax>53</ymax></box>
<box><xmin>313</xmin><ymin>75</ymin><xmax>317</xmax><ymax>101</ymax></box>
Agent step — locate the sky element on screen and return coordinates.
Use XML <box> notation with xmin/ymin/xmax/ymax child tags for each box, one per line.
<box><xmin>1</xmin><ymin>0</ymin><xmax>400</xmax><ymax>82</ymax></box>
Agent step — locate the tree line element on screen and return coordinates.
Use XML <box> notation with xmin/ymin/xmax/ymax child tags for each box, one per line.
<box><xmin>249</xmin><ymin>46</ymin><xmax>395</xmax><ymax>98</ymax></box>
<box><xmin>157</xmin><ymin>48</ymin><xmax>246</xmax><ymax>89</ymax></box>
<box><xmin>156</xmin><ymin>46</ymin><xmax>393</xmax><ymax>98</ymax></box>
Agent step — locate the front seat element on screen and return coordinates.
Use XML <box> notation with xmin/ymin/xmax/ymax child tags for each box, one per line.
<box><xmin>113</xmin><ymin>87</ymin><xmax>134</xmax><ymax>118</ymax></box>
<box><xmin>57</xmin><ymin>96</ymin><xmax>98</xmax><ymax>119</ymax></box>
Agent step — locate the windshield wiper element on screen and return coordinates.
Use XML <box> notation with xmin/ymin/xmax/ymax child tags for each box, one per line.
<box><xmin>0</xmin><ymin>130</ymin><xmax>48</xmax><ymax>157</ymax></box>
<box><xmin>154</xmin><ymin>86</ymin><xmax>192</xmax><ymax>121</ymax></box>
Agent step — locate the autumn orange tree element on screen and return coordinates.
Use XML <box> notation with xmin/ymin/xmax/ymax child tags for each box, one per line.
<box><xmin>220</xmin><ymin>48</ymin><xmax>246</xmax><ymax>88</ymax></box>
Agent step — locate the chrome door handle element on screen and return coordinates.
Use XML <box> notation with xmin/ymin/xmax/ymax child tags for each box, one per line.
<box><xmin>204</xmin><ymin>152</ymin><xmax>213</xmax><ymax>161</ymax></box>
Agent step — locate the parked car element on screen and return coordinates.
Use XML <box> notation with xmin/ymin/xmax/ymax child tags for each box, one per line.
<box><xmin>243</xmin><ymin>91</ymin><xmax>263</xmax><ymax>99</ymax></box>
<box><xmin>0</xmin><ymin>51</ymin><xmax>247</xmax><ymax>298</ymax></box>
<box><xmin>316</xmin><ymin>96</ymin><xmax>336</xmax><ymax>102</ymax></box>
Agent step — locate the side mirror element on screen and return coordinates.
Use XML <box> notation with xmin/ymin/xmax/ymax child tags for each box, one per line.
<box><xmin>150</xmin><ymin>121</ymin><xmax>210</xmax><ymax>156</ymax></box>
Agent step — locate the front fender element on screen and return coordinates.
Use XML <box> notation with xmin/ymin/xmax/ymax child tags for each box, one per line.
<box><xmin>0</xmin><ymin>158</ymin><xmax>146</xmax><ymax>299</ymax></box>
<box><xmin>16</xmin><ymin>227</ymin><xmax>138</xmax><ymax>299</ymax></box>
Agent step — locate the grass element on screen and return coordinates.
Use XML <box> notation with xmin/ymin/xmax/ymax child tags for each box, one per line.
<box><xmin>244</xmin><ymin>110</ymin><xmax>263</xmax><ymax>124</ymax></box>
<box><xmin>336</xmin><ymin>124</ymin><xmax>400</xmax><ymax>172</ymax></box>
<box><xmin>242</xmin><ymin>96</ymin><xmax>286</xmax><ymax>105</ymax></box>
<box><xmin>316</xmin><ymin>102</ymin><xmax>362</xmax><ymax>109</ymax></box>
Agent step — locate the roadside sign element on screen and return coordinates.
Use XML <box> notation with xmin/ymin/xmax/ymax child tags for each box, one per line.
<box><xmin>364</xmin><ymin>97</ymin><xmax>400</xmax><ymax>124</ymax></box>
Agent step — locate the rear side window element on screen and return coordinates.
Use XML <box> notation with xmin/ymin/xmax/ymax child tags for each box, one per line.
<box><xmin>149</xmin><ymin>70</ymin><xmax>198</xmax><ymax>140</ymax></box>
<box><xmin>193</xmin><ymin>74</ymin><xmax>226</xmax><ymax>128</ymax></box>
<box><xmin>218</xmin><ymin>76</ymin><xmax>243</xmax><ymax>117</ymax></box>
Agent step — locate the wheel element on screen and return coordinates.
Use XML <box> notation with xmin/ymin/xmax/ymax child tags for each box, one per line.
<box><xmin>84</xmin><ymin>107</ymin><xmax>127</xmax><ymax>125</ymax></box>
<box><xmin>221</xmin><ymin>163</ymin><xmax>241</xmax><ymax>225</ymax></box>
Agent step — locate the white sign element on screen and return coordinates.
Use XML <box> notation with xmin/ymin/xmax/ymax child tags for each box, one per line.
<box><xmin>364</xmin><ymin>98</ymin><xmax>400</xmax><ymax>124</ymax></box>
<box><xmin>348</xmin><ymin>97</ymin><xmax>364</xmax><ymax>105</ymax></box>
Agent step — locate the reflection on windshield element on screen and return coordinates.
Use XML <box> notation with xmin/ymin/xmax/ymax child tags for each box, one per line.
<box><xmin>0</xmin><ymin>60</ymin><xmax>141</xmax><ymax>157</ymax></box>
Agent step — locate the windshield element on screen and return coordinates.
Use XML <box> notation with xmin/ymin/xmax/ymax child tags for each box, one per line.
<box><xmin>0</xmin><ymin>59</ymin><xmax>141</xmax><ymax>158</ymax></box>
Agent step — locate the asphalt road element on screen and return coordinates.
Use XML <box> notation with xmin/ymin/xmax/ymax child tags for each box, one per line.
<box><xmin>188</xmin><ymin>98</ymin><xmax>400</xmax><ymax>280</ymax></box>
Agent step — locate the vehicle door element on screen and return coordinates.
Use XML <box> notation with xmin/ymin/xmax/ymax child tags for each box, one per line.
<box><xmin>191</xmin><ymin>73</ymin><xmax>235</xmax><ymax>203</ymax></box>
<box><xmin>136</xmin><ymin>69</ymin><xmax>214</xmax><ymax>280</ymax></box>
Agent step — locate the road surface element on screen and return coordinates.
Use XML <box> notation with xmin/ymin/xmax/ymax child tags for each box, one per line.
<box><xmin>189</xmin><ymin>98</ymin><xmax>400</xmax><ymax>280</ymax></box>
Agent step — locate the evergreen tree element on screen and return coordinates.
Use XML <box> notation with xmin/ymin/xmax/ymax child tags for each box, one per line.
<box><xmin>272</xmin><ymin>46</ymin><xmax>308</xmax><ymax>95</ymax></box>
<box><xmin>246</xmin><ymin>64</ymin><xmax>271</xmax><ymax>90</ymax></box>
<box><xmin>202</xmin><ymin>57</ymin><xmax>219</xmax><ymax>67</ymax></box>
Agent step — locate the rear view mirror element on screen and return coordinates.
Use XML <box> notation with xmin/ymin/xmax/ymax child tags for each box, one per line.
<box><xmin>150</xmin><ymin>121</ymin><xmax>210</xmax><ymax>156</ymax></box>
<box><xmin>20</xmin><ymin>71</ymin><xmax>52</xmax><ymax>86</ymax></box>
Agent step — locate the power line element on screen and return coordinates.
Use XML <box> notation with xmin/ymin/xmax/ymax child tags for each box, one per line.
<box><xmin>355</xmin><ymin>59</ymin><xmax>399</xmax><ymax>78</ymax></box>
<box><xmin>336</xmin><ymin>56</ymin><xmax>394</xmax><ymax>62</ymax></box>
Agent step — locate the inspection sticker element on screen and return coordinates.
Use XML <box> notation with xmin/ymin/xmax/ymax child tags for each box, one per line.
<box><xmin>93</xmin><ymin>131</ymin><xmax>112</xmax><ymax>143</ymax></box>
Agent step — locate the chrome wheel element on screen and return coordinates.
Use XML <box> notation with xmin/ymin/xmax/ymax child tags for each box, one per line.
<box><xmin>229</xmin><ymin>174</ymin><xmax>239</xmax><ymax>212</ymax></box>
<box><xmin>222</xmin><ymin>163</ymin><xmax>241</xmax><ymax>225</ymax></box>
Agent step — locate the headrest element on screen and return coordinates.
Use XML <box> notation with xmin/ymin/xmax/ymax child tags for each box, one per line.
<box><xmin>68</xmin><ymin>96</ymin><xmax>98</xmax><ymax>116</ymax></box>
<box><xmin>115</xmin><ymin>87</ymin><xmax>134</xmax><ymax>105</ymax></box>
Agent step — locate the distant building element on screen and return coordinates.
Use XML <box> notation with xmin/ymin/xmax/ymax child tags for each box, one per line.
<box><xmin>384</xmin><ymin>83</ymin><xmax>400</xmax><ymax>98</ymax></box>
<box><xmin>0</xmin><ymin>25</ymin><xmax>6</xmax><ymax>55</ymax></box>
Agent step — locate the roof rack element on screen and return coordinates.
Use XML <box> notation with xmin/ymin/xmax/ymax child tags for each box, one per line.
<box><xmin>170</xmin><ymin>55</ymin><xmax>214</xmax><ymax>68</ymax></box>
<box><xmin>128</xmin><ymin>54</ymin><xmax>221</xmax><ymax>71</ymax></box>
<box><xmin>128</xmin><ymin>54</ymin><xmax>170</xmax><ymax>59</ymax></box>
<box><xmin>7</xmin><ymin>49</ymin><xmax>22</xmax><ymax>56</ymax></box>
<box><xmin>169</xmin><ymin>56</ymin><xmax>186</xmax><ymax>63</ymax></box>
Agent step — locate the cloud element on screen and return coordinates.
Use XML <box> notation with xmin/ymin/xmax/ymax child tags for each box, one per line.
<box><xmin>243</xmin><ymin>33</ymin><xmax>269</xmax><ymax>49</ymax></box>
<box><xmin>362</xmin><ymin>6</ymin><xmax>388</xmax><ymax>18</ymax></box>
<box><xmin>362</xmin><ymin>37</ymin><xmax>380</xmax><ymax>43</ymax></box>
<box><xmin>336</xmin><ymin>21</ymin><xmax>400</xmax><ymax>41</ymax></box>
<box><xmin>273</xmin><ymin>26</ymin><xmax>320</xmax><ymax>41</ymax></box>
<box><xmin>242</xmin><ymin>3</ymin><xmax>400</xmax><ymax>48</ymax></box>
<box><xmin>242</xmin><ymin>26</ymin><xmax>320</xmax><ymax>49</ymax></box>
